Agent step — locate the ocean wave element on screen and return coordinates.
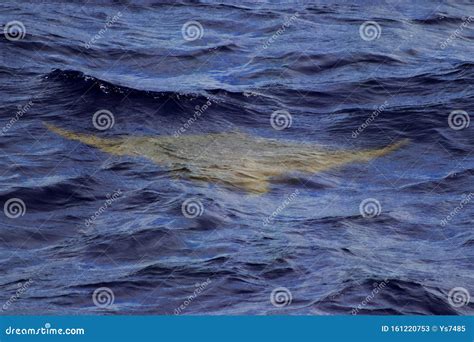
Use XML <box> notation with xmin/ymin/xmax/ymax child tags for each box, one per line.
<box><xmin>44</xmin><ymin>69</ymin><xmax>204</xmax><ymax>98</ymax></box>
<box><xmin>318</xmin><ymin>279</ymin><xmax>463</xmax><ymax>315</ymax></box>
<box><xmin>1</xmin><ymin>0</ymin><xmax>473</xmax><ymax>316</ymax></box>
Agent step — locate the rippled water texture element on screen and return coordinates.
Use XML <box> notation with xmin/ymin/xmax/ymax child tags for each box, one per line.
<box><xmin>0</xmin><ymin>1</ymin><xmax>473</xmax><ymax>315</ymax></box>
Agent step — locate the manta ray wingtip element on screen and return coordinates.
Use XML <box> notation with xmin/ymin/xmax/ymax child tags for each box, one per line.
<box><xmin>386</xmin><ymin>138</ymin><xmax>410</xmax><ymax>151</ymax></box>
<box><xmin>43</xmin><ymin>122</ymin><xmax>68</xmax><ymax>135</ymax></box>
<box><xmin>43</xmin><ymin>122</ymin><xmax>107</xmax><ymax>148</ymax></box>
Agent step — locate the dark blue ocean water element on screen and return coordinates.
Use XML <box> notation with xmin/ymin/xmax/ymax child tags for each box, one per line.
<box><xmin>0</xmin><ymin>1</ymin><xmax>473</xmax><ymax>315</ymax></box>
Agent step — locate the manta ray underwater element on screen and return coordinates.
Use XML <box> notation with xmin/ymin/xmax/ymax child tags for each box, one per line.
<box><xmin>46</xmin><ymin>123</ymin><xmax>407</xmax><ymax>193</ymax></box>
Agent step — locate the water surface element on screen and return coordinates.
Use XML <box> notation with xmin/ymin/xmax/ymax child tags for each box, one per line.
<box><xmin>0</xmin><ymin>0</ymin><xmax>473</xmax><ymax>315</ymax></box>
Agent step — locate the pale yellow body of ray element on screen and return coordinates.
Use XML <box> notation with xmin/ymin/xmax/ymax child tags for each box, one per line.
<box><xmin>46</xmin><ymin>123</ymin><xmax>407</xmax><ymax>193</ymax></box>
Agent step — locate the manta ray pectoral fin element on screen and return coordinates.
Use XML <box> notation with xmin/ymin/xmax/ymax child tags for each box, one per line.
<box><xmin>44</xmin><ymin>122</ymin><xmax>128</xmax><ymax>155</ymax></box>
<box><xmin>355</xmin><ymin>138</ymin><xmax>409</xmax><ymax>160</ymax></box>
<box><xmin>45</xmin><ymin>122</ymin><xmax>109</xmax><ymax>147</ymax></box>
<box><xmin>195</xmin><ymin>176</ymin><xmax>270</xmax><ymax>194</ymax></box>
<box><xmin>239</xmin><ymin>139</ymin><xmax>410</xmax><ymax>194</ymax></box>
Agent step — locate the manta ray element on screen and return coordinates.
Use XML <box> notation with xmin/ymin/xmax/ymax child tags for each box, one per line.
<box><xmin>45</xmin><ymin>123</ymin><xmax>407</xmax><ymax>193</ymax></box>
